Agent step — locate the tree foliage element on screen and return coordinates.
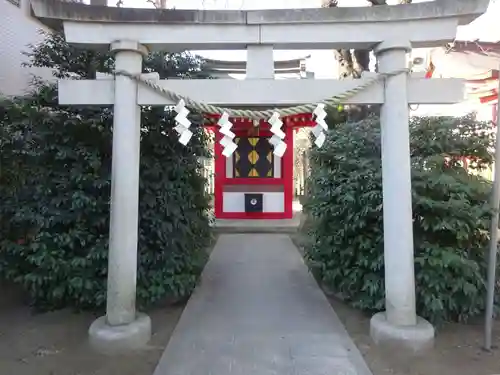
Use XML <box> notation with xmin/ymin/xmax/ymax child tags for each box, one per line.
<box><xmin>0</xmin><ymin>31</ymin><xmax>212</xmax><ymax>310</ymax></box>
<box><xmin>303</xmin><ymin>114</ymin><xmax>497</xmax><ymax>324</ymax></box>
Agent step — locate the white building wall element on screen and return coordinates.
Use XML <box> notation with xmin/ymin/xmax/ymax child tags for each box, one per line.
<box><xmin>0</xmin><ymin>0</ymin><xmax>53</xmax><ymax>96</ymax></box>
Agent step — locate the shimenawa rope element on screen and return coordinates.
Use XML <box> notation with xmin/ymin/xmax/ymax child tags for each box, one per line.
<box><xmin>113</xmin><ymin>68</ymin><xmax>408</xmax><ymax>120</ymax></box>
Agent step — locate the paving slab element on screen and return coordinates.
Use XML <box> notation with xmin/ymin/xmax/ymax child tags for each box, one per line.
<box><xmin>153</xmin><ymin>234</ymin><xmax>372</xmax><ymax>375</ymax></box>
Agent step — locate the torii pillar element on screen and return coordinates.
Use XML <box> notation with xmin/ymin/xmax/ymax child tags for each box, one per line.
<box><xmin>88</xmin><ymin>40</ymin><xmax>153</xmax><ymax>353</ymax></box>
<box><xmin>369</xmin><ymin>40</ymin><xmax>435</xmax><ymax>352</ymax></box>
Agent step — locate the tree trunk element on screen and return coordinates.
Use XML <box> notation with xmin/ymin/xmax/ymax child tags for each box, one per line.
<box><xmin>146</xmin><ymin>0</ymin><xmax>166</xmax><ymax>8</ymax></box>
<box><xmin>322</xmin><ymin>0</ymin><xmax>391</xmax><ymax>121</ymax></box>
<box><xmin>322</xmin><ymin>0</ymin><xmax>387</xmax><ymax>77</ymax></box>
<box><xmin>321</xmin><ymin>1</ymin><xmax>354</xmax><ymax>79</ymax></box>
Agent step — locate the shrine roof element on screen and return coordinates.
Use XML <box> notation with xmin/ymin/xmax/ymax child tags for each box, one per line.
<box><xmin>31</xmin><ymin>0</ymin><xmax>488</xmax><ymax>32</ymax></box>
<box><xmin>204</xmin><ymin>57</ymin><xmax>309</xmax><ymax>73</ymax></box>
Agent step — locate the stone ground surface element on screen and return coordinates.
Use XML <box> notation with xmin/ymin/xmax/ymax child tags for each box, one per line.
<box><xmin>153</xmin><ymin>233</ymin><xmax>373</xmax><ymax>375</ymax></box>
<box><xmin>331</xmin><ymin>298</ymin><xmax>500</xmax><ymax>375</ymax></box>
<box><xmin>0</xmin><ymin>284</ymin><xmax>183</xmax><ymax>375</ymax></box>
<box><xmin>1</xmin><ymin>233</ymin><xmax>500</xmax><ymax>375</ymax></box>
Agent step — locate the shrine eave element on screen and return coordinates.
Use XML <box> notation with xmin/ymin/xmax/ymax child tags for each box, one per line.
<box><xmin>30</xmin><ymin>0</ymin><xmax>489</xmax><ymax>50</ymax></box>
<box><xmin>202</xmin><ymin>113</ymin><xmax>316</xmax><ymax>130</ymax></box>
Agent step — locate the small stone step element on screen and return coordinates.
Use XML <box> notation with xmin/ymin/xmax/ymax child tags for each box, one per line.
<box><xmin>213</xmin><ymin>214</ymin><xmax>301</xmax><ymax>234</ymax></box>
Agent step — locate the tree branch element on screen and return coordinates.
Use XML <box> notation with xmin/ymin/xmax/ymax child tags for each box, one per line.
<box><xmin>321</xmin><ymin>0</ymin><xmax>355</xmax><ymax>78</ymax></box>
<box><xmin>321</xmin><ymin>0</ymin><xmax>338</xmax><ymax>7</ymax></box>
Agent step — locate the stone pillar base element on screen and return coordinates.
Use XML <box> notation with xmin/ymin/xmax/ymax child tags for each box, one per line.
<box><xmin>370</xmin><ymin>312</ymin><xmax>435</xmax><ymax>354</ymax></box>
<box><xmin>88</xmin><ymin>313</ymin><xmax>152</xmax><ymax>355</ymax></box>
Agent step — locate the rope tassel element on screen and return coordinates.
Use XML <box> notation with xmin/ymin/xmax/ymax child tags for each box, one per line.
<box><xmin>268</xmin><ymin>112</ymin><xmax>287</xmax><ymax>157</ymax></box>
<box><xmin>217</xmin><ymin>112</ymin><xmax>238</xmax><ymax>157</ymax></box>
<box><xmin>312</xmin><ymin>103</ymin><xmax>328</xmax><ymax>148</ymax></box>
<box><xmin>173</xmin><ymin>99</ymin><xmax>193</xmax><ymax>146</ymax></box>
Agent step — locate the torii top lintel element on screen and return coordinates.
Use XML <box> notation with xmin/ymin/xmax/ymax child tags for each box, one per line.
<box><xmin>30</xmin><ymin>0</ymin><xmax>488</xmax><ymax>51</ymax></box>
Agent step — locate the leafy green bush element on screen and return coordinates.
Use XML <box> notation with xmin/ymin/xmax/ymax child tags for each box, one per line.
<box><xmin>303</xmin><ymin>114</ymin><xmax>496</xmax><ymax>324</ymax></box>
<box><xmin>0</xmin><ymin>31</ymin><xmax>212</xmax><ymax>310</ymax></box>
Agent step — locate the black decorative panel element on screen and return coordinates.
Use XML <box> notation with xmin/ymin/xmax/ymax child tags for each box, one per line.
<box><xmin>233</xmin><ymin>137</ymin><xmax>274</xmax><ymax>178</ymax></box>
<box><xmin>244</xmin><ymin>194</ymin><xmax>263</xmax><ymax>213</ymax></box>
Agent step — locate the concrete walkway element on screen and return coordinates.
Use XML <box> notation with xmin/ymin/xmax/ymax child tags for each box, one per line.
<box><xmin>153</xmin><ymin>234</ymin><xmax>372</xmax><ymax>375</ymax></box>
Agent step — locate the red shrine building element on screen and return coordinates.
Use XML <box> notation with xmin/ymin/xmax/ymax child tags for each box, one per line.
<box><xmin>425</xmin><ymin>41</ymin><xmax>499</xmax><ymax>122</ymax></box>
<box><xmin>201</xmin><ymin>56</ymin><xmax>316</xmax><ymax>220</ymax></box>
<box><xmin>204</xmin><ymin>114</ymin><xmax>315</xmax><ymax>220</ymax></box>
<box><xmin>423</xmin><ymin>41</ymin><xmax>499</xmax><ymax>172</ymax></box>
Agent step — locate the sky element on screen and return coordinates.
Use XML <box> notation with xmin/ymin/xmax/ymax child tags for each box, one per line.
<box><xmin>113</xmin><ymin>0</ymin><xmax>499</xmax><ymax>78</ymax></box>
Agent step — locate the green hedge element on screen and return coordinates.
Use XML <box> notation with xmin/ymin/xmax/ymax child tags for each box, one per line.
<box><xmin>303</xmin><ymin>115</ymin><xmax>496</xmax><ymax>324</ymax></box>
<box><xmin>0</xmin><ymin>31</ymin><xmax>212</xmax><ymax>310</ymax></box>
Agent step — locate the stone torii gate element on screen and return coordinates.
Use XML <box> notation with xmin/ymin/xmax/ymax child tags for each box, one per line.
<box><xmin>30</xmin><ymin>0</ymin><xmax>488</xmax><ymax>353</ymax></box>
